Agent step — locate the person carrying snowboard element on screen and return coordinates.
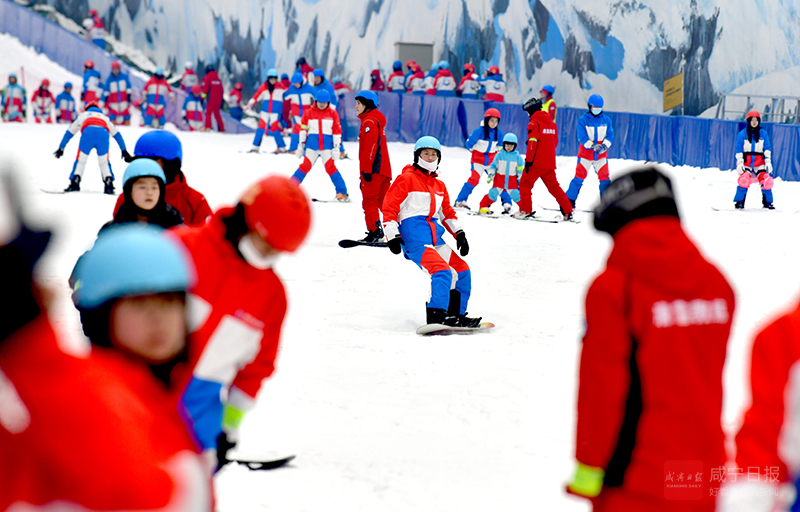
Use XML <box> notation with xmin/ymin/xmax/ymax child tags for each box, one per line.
<box><xmin>382</xmin><ymin>136</ymin><xmax>481</xmax><ymax>328</ymax></box>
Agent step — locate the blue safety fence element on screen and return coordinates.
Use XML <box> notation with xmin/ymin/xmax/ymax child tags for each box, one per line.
<box><xmin>0</xmin><ymin>0</ymin><xmax>252</xmax><ymax>134</ymax></box>
<box><xmin>338</xmin><ymin>91</ymin><xmax>800</xmax><ymax>182</ymax></box>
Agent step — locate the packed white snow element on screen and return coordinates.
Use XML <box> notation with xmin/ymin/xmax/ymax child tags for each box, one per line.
<box><xmin>3</xmin><ymin>117</ymin><xmax>800</xmax><ymax>510</ymax></box>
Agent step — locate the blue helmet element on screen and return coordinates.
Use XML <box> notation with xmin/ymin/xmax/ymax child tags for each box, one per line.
<box><xmin>134</xmin><ymin>131</ymin><xmax>183</xmax><ymax>162</ymax></box>
<box><xmin>502</xmin><ymin>133</ymin><xmax>518</xmax><ymax>145</ymax></box>
<box><xmin>266</xmin><ymin>68</ymin><xmax>279</xmax><ymax>78</ymax></box>
<box><xmin>205</xmin><ymin>64</ymin><xmax>215</xmax><ymax>73</ymax></box>
<box><xmin>312</xmin><ymin>68</ymin><xmax>324</xmax><ymax>77</ymax></box>
<box><xmin>291</xmin><ymin>73</ymin><xmax>304</xmax><ymax>85</ymax></box>
<box><xmin>541</xmin><ymin>84</ymin><xmax>555</xmax><ymax>95</ymax></box>
<box><xmin>73</xmin><ymin>225</ymin><xmax>195</xmax><ymax>310</ymax></box>
<box><xmin>431</xmin><ymin>63</ymin><xmax>440</xmax><ymax>72</ymax></box>
<box><xmin>314</xmin><ymin>89</ymin><xmax>331</xmax><ymax>104</ymax></box>
<box><xmin>280</xmin><ymin>73</ymin><xmax>289</xmax><ymax>81</ymax></box>
<box><xmin>354</xmin><ymin>90</ymin><xmax>379</xmax><ymax>109</ymax></box>
<box><xmin>438</xmin><ymin>60</ymin><xmax>449</xmax><ymax>70</ymax></box>
<box><xmin>122</xmin><ymin>158</ymin><xmax>167</xmax><ymax>188</ymax></box>
<box><xmin>155</xmin><ymin>67</ymin><xmax>164</xmax><ymax>76</ymax></box>
<box><xmin>64</xmin><ymin>82</ymin><xmax>73</xmax><ymax>89</ymax></box>
<box><xmin>414</xmin><ymin>136</ymin><xmax>442</xmax><ymax>164</ymax></box>
<box><xmin>588</xmin><ymin>94</ymin><xmax>604</xmax><ymax>108</ymax></box>
<box><xmin>9</xmin><ymin>73</ymin><xmax>17</xmax><ymax>80</ymax></box>
<box><xmin>332</xmin><ymin>77</ymin><xmax>341</xmax><ymax>85</ymax></box>
<box><xmin>393</xmin><ymin>60</ymin><xmax>402</xmax><ymax>71</ymax></box>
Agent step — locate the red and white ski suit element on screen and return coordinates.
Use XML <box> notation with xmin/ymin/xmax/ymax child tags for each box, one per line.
<box><xmin>31</xmin><ymin>88</ymin><xmax>54</xmax><ymax>123</ymax></box>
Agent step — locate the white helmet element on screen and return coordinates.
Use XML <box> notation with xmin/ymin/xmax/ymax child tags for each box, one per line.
<box><xmin>184</xmin><ymin>61</ymin><xmax>193</xmax><ymax>70</ymax></box>
<box><xmin>82</xmin><ymin>18</ymin><xmax>93</xmax><ymax>29</ymax></box>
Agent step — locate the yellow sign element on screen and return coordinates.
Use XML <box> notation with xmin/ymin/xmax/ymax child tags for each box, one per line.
<box><xmin>663</xmin><ymin>73</ymin><xmax>683</xmax><ymax>112</ymax></box>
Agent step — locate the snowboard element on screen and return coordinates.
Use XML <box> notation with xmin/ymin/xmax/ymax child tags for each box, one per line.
<box><xmin>338</xmin><ymin>239</ymin><xmax>388</xmax><ymax>248</ymax></box>
<box><xmin>416</xmin><ymin>322</ymin><xmax>495</xmax><ymax>336</ymax></box>
<box><xmin>710</xmin><ymin>206</ymin><xmax>792</xmax><ymax>213</ymax></box>
<box><xmin>40</xmin><ymin>188</ymin><xmax>117</xmax><ymax>195</ymax></box>
<box><xmin>231</xmin><ymin>455</ymin><xmax>296</xmax><ymax>471</ymax></box>
<box><xmin>312</xmin><ymin>198</ymin><xmax>351</xmax><ymax>203</ymax></box>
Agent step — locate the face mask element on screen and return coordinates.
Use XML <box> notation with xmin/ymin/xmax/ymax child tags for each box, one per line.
<box><xmin>238</xmin><ymin>235</ymin><xmax>280</xmax><ymax>269</ymax></box>
<box><xmin>591</xmin><ymin>107</ymin><xmax>603</xmax><ymax>115</ymax></box>
<box><xmin>417</xmin><ymin>158</ymin><xmax>439</xmax><ymax>173</ymax></box>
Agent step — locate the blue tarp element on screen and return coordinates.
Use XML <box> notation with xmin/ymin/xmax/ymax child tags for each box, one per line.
<box><xmin>336</xmin><ymin>91</ymin><xmax>800</xmax><ymax>181</ymax></box>
<box><xmin>0</xmin><ymin>0</ymin><xmax>253</xmax><ymax>133</ymax></box>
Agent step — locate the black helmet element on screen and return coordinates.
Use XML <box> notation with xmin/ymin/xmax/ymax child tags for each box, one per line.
<box><xmin>522</xmin><ymin>97</ymin><xmax>543</xmax><ymax>115</ymax></box>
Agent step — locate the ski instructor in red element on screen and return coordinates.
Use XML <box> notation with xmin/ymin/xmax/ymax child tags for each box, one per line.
<box><xmin>567</xmin><ymin>167</ymin><xmax>734</xmax><ymax>511</ymax></box>
<box><xmin>201</xmin><ymin>64</ymin><xmax>224</xmax><ymax>132</ymax></box>
<box><xmin>354</xmin><ymin>90</ymin><xmax>392</xmax><ymax>243</ymax></box>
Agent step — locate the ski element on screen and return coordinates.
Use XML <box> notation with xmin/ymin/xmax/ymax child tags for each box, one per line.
<box><xmin>338</xmin><ymin>239</ymin><xmax>388</xmax><ymax>248</ymax></box>
<box><xmin>416</xmin><ymin>322</ymin><xmax>495</xmax><ymax>336</ymax></box>
<box><xmin>312</xmin><ymin>198</ymin><xmax>351</xmax><ymax>203</ymax></box>
<box><xmin>710</xmin><ymin>207</ymin><xmax>792</xmax><ymax>213</ymax></box>
<box><xmin>40</xmin><ymin>188</ymin><xmax>116</xmax><ymax>195</ymax></box>
<box><xmin>540</xmin><ymin>206</ymin><xmax>593</xmax><ymax>214</ymax></box>
<box><xmin>231</xmin><ymin>455</ymin><xmax>296</xmax><ymax>470</ymax></box>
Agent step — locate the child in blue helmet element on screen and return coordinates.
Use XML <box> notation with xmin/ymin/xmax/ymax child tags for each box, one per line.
<box><xmin>387</xmin><ymin>61</ymin><xmax>405</xmax><ymax>93</ymax></box>
<box><xmin>478</xmin><ymin>133</ymin><xmax>525</xmax><ymax>214</ymax></box>
<box><xmin>246</xmin><ymin>68</ymin><xmax>288</xmax><ymax>153</ymax></box>
<box><xmin>433</xmin><ymin>60</ymin><xmax>457</xmax><ymax>97</ymax></box>
<box><xmin>104</xmin><ymin>159</ymin><xmax>183</xmax><ymax>231</ymax></box>
<box><xmin>55</xmin><ymin>82</ymin><xmax>77</xmax><ymax>123</ymax></box>
<box><xmin>566</xmin><ymin>94</ymin><xmax>614</xmax><ymax>208</ymax></box>
<box><xmin>382</xmin><ymin>136</ymin><xmax>481</xmax><ymax>327</ymax></box>
<box><xmin>283</xmin><ymin>73</ymin><xmax>316</xmax><ymax>153</ymax></box>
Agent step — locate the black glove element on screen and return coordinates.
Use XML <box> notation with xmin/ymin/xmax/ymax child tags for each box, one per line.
<box><xmin>455</xmin><ymin>230</ymin><xmax>469</xmax><ymax>256</ymax></box>
<box><xmin>524</xmin><ymin>162</ymin><xmax>531</xmax><ymax>174</ymax></box>
<box><xmin>362</xmin><ymin>172</ymin><xmax>373</xmax><ymax>182</ymax></box>
<box><xmin>388</xmin><ymin>235</ymin><xmax>404</xmax><ymax>255</ymax></box>
<box><xmin>121</xmin><ymin>150</ymin><xmax>133</xmax><ymax>162</ymax></box>
<box><xmin>215</xmin><ymin>432</ymin><xmax>237</xmax><ymax>473</ymax></box>
<box><xmin>53</xmin><ymin>148</ymin><xmax>64</xmax><ymax>159</ymax></box>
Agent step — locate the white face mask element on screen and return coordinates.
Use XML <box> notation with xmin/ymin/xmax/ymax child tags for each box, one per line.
<box><xmin>591</xmin><ymin>107</ymin><xmax>603</xmax><ymax>115</ymax></box>
<box><xmin>417</xmin><ymin>158</ymin><xmax>439</xmax><ymax>173</ymax></box>
<box><xmin>238</xmin><ymin>235</ymin><xmax>280</xmax><ymax>269</ymax></box>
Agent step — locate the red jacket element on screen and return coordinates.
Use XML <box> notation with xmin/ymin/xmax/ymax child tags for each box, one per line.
<box><xmin>200</xmin><ymin>71</ymin><xmax>224</xmax><ymax>108</ymax></box>
<box><xmin>113</xmin><ymin>171</ymin><xmax>212</xmax><ymax>226</ymax></box>
<box><xmin>0</xmin><ymin>315</ymin><xmax>210</xmax><ymax>511</ymax></box>
<box><xmin>357</xmin><ymin>108</ymin><xmax>392</xmax><ymax>179</ymax></box>
<box><xmin>370</xmin><ymin>70</ymin><xmax>385</xmax><ymax>91</ymax></box>
<box><xmin>526</xmin><ymin>110</ymin><xmax>558</xmax><ymax>169</ymax></box>
<box><xmin>169</xmin><ymin>207</ymin><xmax>288</xmax><ymax>409</ymax></box>
<box><xmin>576</xmin><ymin>217</ymin><xmax>734</xmax><ymax>510</ymax></box>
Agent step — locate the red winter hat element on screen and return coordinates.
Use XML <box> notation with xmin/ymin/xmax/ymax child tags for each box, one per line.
<box><xmin>191</xmin><ymin>84</ymin><xmax>201</xmax><ymax>95</ymax></box>
<box><xmin>241</xmin><ymin>176</ymin><xmax>311</xmax><ymax>253</ymax></box>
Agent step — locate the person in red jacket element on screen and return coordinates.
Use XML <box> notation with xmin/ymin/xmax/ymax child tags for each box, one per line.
<box><xmin>716</xmin><ymin>302</ymin><xmax>800</xmax><ymax>510</ymax></box>
<box><xmin>0</xmin><ymin>171</ymin><xmax>211</xmax><ymax>511</ymax></box>
<box><xmin>567</xmin><ymin>167</ymin><xmax>735</xmax><ymax>512</ymax></box>
<box><xmin>113</xmin><ymin>131</ymin><xmax>212</xmax><ymax>226</ymax></box>
<box><xmin>31</xmin><ymin>79</ymin><xmax>55</xmax><ymax>123</ymax></box>
<box><xmin>201</xmin><ymin>64</ymin><xmax>224</xmax><ymax>132</ymax></box>
<box><xmin>515</xmin><ymin>97</ymin><xmax>572</xmax><ymax>220</ymax></box>
<box><xmin>353</xmin><ymin>90</ymin><xmax>392</xmax><ymax>242</ymax></box>
<box><xmin>382</xmin><ymin>136</ymin><xmax>480</xmax><ymax>327</ymax></box>
<box><xmin>169</xmin><ymin>175</ymin><xmax>311</xmax><ymax>471</ymax></box>
<box><xmin>369</xmin><ymin>69</ymin><xmax>386</xmax><ymax>91</ymax></box>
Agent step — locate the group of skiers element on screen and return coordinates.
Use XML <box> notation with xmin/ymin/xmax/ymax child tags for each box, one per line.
<box><xmin>370</xmin><ymin>60</ymin><xmax>506</xmax><ymax>101</ymax></box>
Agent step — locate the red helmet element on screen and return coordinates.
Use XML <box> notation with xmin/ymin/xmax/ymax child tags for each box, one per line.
<box><xmin>85</xmin><ymin>101</ymin><xmax>100</xmax><ymax>110</ymax></box>
<box><xmin>89</xmin><ymin>9</ymin><xmax>98</xmax><ymax>16</ymax></box>
<box><xmin>84</xmin><ymin>60</ymin><xmax>94</xmax><ymax>69</ymax></box>
<box><xmin>234</xmin><ymin>82</ymin><xmax>244</xmax><ymax>90</ymax></box>
<box><xmin>41</xmin><ymin>79</ymin><xmax>50</xmax><ymax>87</ymax></box>
<box><xmin>746</xmin><ymin>110</ymin><xmax>761</xmax><ymax>120</ymax></box>
<box><xmin>488</xmin><ymin>65</ymin><xmax>500</xmax><ymax>75</ymax></box>
<box><xmin>484</xmin><ymin>107</ymin><xmax>501</xmax><ymax>119</ymax></box>
<box><xmin>191</xmin><ymin>84</ymin><xmax>201</xmax><ymax>95</ymax></box>
<box><xmin>241</xmin><ymin>176</ymin><xmax>311</xmax><ymax>253</ymax></box>
<box><xmin>111</xmin><ymin>61</ymin><xmax>121</xmax><ymax>69</ymax></box>
<box><xmin>463</xmin><ymin>63</ymin><xmax>475</xmax><ymax>73</ymax></box>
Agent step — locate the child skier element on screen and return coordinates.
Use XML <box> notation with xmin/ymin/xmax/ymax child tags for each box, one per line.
<box><xmin>458</xmin><ymin>64</ymin><xmax>480</xmax><ymax>99</ymax></box>
<box><xmin>55</xmin><ymin>82</ymin><xmax>77</xmax><ymax>123</ymax></box>
<box><xmin>516</xmin><ymin>97</ymin><xmax>573</xmax><ymax>220</ymax></box>
<box><xmin>180</xmin><ymin>62</ymin><xmax>199</xmax><ymax>92</ymax></box>
<box><xmin>246</xmin><ymin>69</ymin><xmax>287</xmax><ymax>153</ymax></box>
<box><xmin>566</xmin><ymin>94</ymin><xmax>614</xmax><ymax>209</ymax></box>
<box><xmin>454</xmin><ymin>108</ymin><xmax>504</xmax><ymax>209</ymax></box>
<box><xmin>386</xmin><ymin>61</ymin><xmax>406</xmax><ymax>93</ymax></box>
<box><xmin>479</xmin><ymin>66</ymin><xmax>506</xmax><ymax>102</ymax></box>
<box><xmin>382</xmin><ymin>136</ymin><xmax>481</xmax><ymax>327</ymax></box>
<box><xmin>104</xmin><ymin>61</ymin><xmax>132</xmax><ymax>125</ymax></box>
<box><xmin>81</xmin><ymin>60</ymin><xmax>103</xmax><ymax>110</ymax></box>
<box><xmin>284</xmin><ymin>73</ymin><xmax>315</xmax><ymax>153</ymax></box>
<box><xmin>291</xmin><ymin>90</ymin><xmax>348</xmax><ymax>201</ymax></box>
<box><xmin>53</xmin><ymin>102</ymin><xmax>131</xmax><ymax>194</ymax></box>
<box><xmin>31</xmin><ymin>79</ymin><xmax>54</xmax><ymax>123</ymax></box>
<box><xmin>103</xmin><ymin>159</ymin><xmax>183</xmax><ymax>230</ymax></box>
<box><xmin>143</xmin><ymin>67</ymin><xmax>173</xmax><ymax>128</ymax></box>
<box><xmin>733</xmin><ymin>110</ymin><xmax>774</xmax><ymax>209</ymax></box>
<box><xmin>1</xmin><ymin>73</ymin><xmax>26</xmax><ymax>122</ymax></box>
<box><xmin>433</xmin><ymin>61</ymin><xmax>457</xmax><ymax>97</ymax></box>
<box><xmin>406</xmin><ymin>63</ymin><xmax>426</xmax><ymax>95</ymax></box>
<box><xmin>182</xmin><ymin>84</ymin><xmax>205</xmax><ymax>131</ymax></box>
<box><xmin>227</xmin><ymin>83</ymin><xmax>244</xmax><ymax>121</ymax></box>
<box><xmin>478</xmin><ymin>133</ymin><xmax>524</xmax><ymax>215</ymax></box>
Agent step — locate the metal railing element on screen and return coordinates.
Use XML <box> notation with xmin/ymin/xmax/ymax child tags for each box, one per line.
<box><xmin>715</xmin><ymin>93</ymin><xmax>800</xmax><ymax>124</ymax></box>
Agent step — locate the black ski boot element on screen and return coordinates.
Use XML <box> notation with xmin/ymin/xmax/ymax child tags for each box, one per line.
<box><xmin>734</xmin><ymin>200</ymin><xmax>745</xmax><ymax>210</ymax></box>
<box><xmin>569</xmin><ymin>199</ymin><xmax>576</xmax><ymax>210</ymax></box>
<box><xmin>455</xmin><ymin>314</ymin><xmax>483</xmax><ymax>328</ymax></box>
<box><xmin>103</xmin><ymin>177</ymin><xmax>115</xmax><ymax>195</ymax></box>
<box><xmin>447</xmin><ymin>290</ymin><xmax>481</xmax><ymax>327</ymax></box>
<box><xmin>426</xmin><ymin>307</ymin><xmax>458</xmax><ymax>326</ymax></box>
<box><xmin>64</xmin><ymin>175</ymin><xmax>80</xmax><ymax>192</ymax></box>
<box><xmin>762</xmin><ymin>194</ymin><xmax>775</xmax><ymax>210</ymax></box>
<box><xmin>360</xmin><ymin>221</ymin><xmax>384</xmax><ymax>243</ymax></box>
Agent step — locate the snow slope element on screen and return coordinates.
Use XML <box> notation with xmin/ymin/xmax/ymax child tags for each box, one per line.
<box><xmin>3</xmin><ymin>115</ymin><xmax>800</xmax><ymax>509</ymax></box>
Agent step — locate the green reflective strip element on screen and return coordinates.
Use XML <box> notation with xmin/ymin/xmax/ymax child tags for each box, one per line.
<box><xmin>567</xmin><ymin>462</ymin><xmax>605</xmax><ymax>498</ymax></box>
<box><xmin>222</xmin><ymin>403</ymin><xmax>246</xmax><ymax>430</ymax></box>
